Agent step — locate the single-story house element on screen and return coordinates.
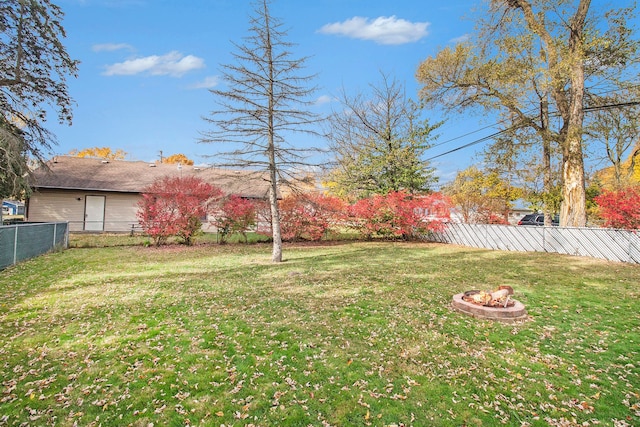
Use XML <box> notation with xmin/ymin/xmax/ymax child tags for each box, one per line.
<box><xmin>2</xmin><ymin>200</ymin><xmax>25</xmax><ymax>216</ymax></box>
<box><xmin>507</xmin><ymin>199</ymin><xmax>534</xmax><ymax>225</ymax></box>
<box><xmin>27</xmin><ymin>156</ymin><xmax>274</xmax><ymax>232</ymax></box>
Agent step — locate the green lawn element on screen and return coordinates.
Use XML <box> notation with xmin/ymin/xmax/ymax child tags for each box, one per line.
<box><xmin>1</xmin><ymin>240</ymin><xmax>639</xmax><ymax>426</ymax></box>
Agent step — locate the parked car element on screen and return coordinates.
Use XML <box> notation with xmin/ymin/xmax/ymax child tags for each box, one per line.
<box><xmin>517</xmin><ymin>213</ymin><xmax>559</xmax><ymax>226</ymax></box>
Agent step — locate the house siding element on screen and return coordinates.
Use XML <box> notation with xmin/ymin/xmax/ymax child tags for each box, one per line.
<box><xmin>28</xmin><ymin>189</ymin><xmax>141</xmax><ymax>232</ymax></box>
<box><xmin>102</xmin><ymin>193</ymin><xmax>141</xmax><ymax>232</ymax></box>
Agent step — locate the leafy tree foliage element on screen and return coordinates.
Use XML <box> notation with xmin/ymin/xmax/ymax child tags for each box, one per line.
<box><xmin>0</xmin><ymin>125</ymin><xmax>30</xmax><ymax>202</ymax></box>
<box><xmin>347</xmin><ymin>191</ymin><xmax>450</xmax><ymax>239</ymax></box>
<box><xmin>594</xmin><ymin>186</ymin><xmax>640</xmax><ymax>229</ymax></box>
<box><xmin>69</xmin><ymin>147</ymin><xmax>127</xmax><ymax>160</ymax></box>
<box><xmin>0</xmin><ymin>0</ymin><xmax>78</xmax><ymax>197</ymax></box>
<box><xmin>443</xmin><ymin>166</ymin><xmax>522</xmax><ymax>224</ymax></box>
<box><xmin>326</xmin><ymin>73</ymin><xmax>439</xmax><ymax>199</ymax></box>
<box><xmin>595</xmin><ymin>143</ymin><xmax>640</xmax><ymax>190</ymax></box>
<box><xmin>200</xmin><ymin>0</ymin><xmax>321</xmax><ymax>262</ymax></box>
<box><xmin>162</xmin><ymin>153</ymin><xmax>194</xmax><ymax>166</ymax></box>
<box><xmin>137</xmin><ymin>176</ymin><xmax>223</xmax><ymax>246</ymax></box>
<box><xmin>416</xmin><ymin>0</ymin><xmax>638</xmax><ymax>227</ymax></box>
<box><xmin>213</xmin><ymin>194</ymin><xmax>257</xmax><ymax>244</ymax></box>
<box><xmin>585</xmin><ymin>91</ymin><xmax>640</xmax><ymax>190</ymax></box>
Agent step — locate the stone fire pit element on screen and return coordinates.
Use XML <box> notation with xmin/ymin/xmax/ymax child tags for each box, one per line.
<box><xmin>452</xmin><ymin>286</ymin><xmax>527</xmax><ymax>323</ymax></box>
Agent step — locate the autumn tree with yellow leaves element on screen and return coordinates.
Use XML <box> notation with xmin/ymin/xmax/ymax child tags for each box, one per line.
<box><xmin>443</xmin><ymin>166</ymin><xmax>522</xmax><ymax>224</ymax></box>
<box><xmin>69</xmin><ymin>147</ymin><xmax>127</xmax><ymax>160</ymax></box>
<box><xmin>161</xmin><ymin>153</ymin><xmax>194</xmax><ymax>166</ymax></box>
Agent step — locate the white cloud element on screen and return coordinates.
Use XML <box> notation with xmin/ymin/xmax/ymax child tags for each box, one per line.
<box><xmin>449</xmin><ymin>34</ymin><xmax>470</xmax><ymax>44</ymax></box>
<box><xmin>318</xmin><ymin>16</ymin><xmax>429</xmax><ymax>45</ymax></box>
<box><xmin>103</xmin><ymin>51</ymin><xmax>205</xmax><ymax>77</ymax></box>
<box><xmin>315</xmin><ymin>95</ymin><xmax>333</xmax><ymax>105</ymax></box>
<box><xmin>92</xmin><ymin>43</ymin><xmax>134</xmax><ymax>52</ymax></box>
<box><xmin>188</xmin><ymin>76</ymin><xmax>220</xmax><ymax>89</ymax></box>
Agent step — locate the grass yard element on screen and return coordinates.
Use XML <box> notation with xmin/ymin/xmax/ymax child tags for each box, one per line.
<box><xmin>0</xmin><ymin>239</ymin><xmax>639</xmax><ymax>426</ymax></box>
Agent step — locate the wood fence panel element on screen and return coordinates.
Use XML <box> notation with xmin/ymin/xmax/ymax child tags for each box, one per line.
<box><xmin>426</xmin><ymin>223</ymin><xmax>640</xmax><ymax>264</ymax></box>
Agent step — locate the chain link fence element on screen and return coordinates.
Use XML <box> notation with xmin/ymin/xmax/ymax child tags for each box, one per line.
<box><xmin>0</xmin><ymin>222</ymin><xmax>69</xmax><ymax>270</ymax></box>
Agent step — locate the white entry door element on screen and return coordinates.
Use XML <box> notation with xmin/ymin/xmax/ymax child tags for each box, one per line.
<box><xmin>85</xmin><ymin>195</ymin><xmax>105</xmax><ymax>231</ymax></box>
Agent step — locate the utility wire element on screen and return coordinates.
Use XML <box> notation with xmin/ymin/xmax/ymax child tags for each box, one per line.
<box><xmin>425</xmin><ymin>100</ymin><xmax>640</xmax><ymax>162</ymax></box>
<box><xmin>425</xmin><ymin>86</ymin><xmax>640</xmax><ymax>153</ymax></box>
<box><xmin>425</xmin><ymin>127</ymin><xmax>514</xmax><ymax>161</ymax></box>
<box><xmin>583</xmin><ymin>100</ymin><xmax>640</xmax><ymax>112</ymax></box>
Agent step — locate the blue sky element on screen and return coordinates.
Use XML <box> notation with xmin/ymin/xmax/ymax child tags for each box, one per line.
<box><xmin>49</xmin><ymin>0</ymin><xmax>634</xmax><ymax>186</ymax></box>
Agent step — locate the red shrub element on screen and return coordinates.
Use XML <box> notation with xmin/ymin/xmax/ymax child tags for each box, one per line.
<box><xmin>213</xmin><ymin>195</ymin><xmax>257</xmax><ymax>243</ymax></box>
<box><xmin>347</xmin><ymin>191</ymin><xmax>450</xmax><ymax>239</ymax></box>
<box><xmin>278</xmin><ymin>194</ymin><xmax>346</xmax><ymax>241</ymax></box>
<box><xmin>137</xmin><ymin>176</ymin><xmax>223</xmax><ymax>245</ymax></box>
<box><xmin>594</xmin><ymin>187</ymin><xmax>640</xmax><ymax>230</ymax></box>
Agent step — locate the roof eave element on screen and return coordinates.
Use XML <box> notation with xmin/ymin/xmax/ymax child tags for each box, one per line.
<box><xmin>31</xmin><ymin>185</ymin><xmax>142</xmax><ymax>194</ymax></box>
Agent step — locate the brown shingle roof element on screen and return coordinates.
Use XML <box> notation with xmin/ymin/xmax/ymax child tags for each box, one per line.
<box><xmin>31</xmin><ymin>156</ymin><xmax>272</xmax><ymax>198</ymax></box>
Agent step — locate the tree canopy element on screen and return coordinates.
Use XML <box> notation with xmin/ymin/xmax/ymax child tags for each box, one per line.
<box><xmin>69</xmin><ymin>147</ymin><xmax>127</xmax><ymax>160</ymax></box>
<box><xmin>585</xmin><ymin>90</ymin><xmax>640</xmax><ymax>190</ymax></box>
<box><xmin>325</xmin><ymin>73</ymin><xmax>440</xmax><ymax>200</ymax></box>
<box><xmin>0</xmin><ymin>124</ymin><xmax>29</xmax><ymax>201</ymax></box>
<box><xmin>416</xmin><ymin>0</ymin><xmax>638</xmax><ymax>227</ymax></box>
<box><xmin>162</xmin><ymin>153</ymin><xmax>194</xmax><ymax>166</ymax></box>
<box><xmin>0</xmin><ymin>0</ymin><xmax>78</xmax><ymax>199</ymax></box>
<box><xmin>443</xmin><ymin>166</ymin><xmax>521</xmax><ymax>224</ymax></box>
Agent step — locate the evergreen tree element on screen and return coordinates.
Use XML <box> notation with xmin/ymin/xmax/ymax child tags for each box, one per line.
<box><xmin>0</xmin><ymin>0</ymin><xmax>78</xmax><ymax>199</ymax></box>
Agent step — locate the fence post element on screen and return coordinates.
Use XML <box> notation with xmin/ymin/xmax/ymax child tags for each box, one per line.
<box><xmin>12</xmin><ymin>226</ymin><xmax>18</xmax><ymax>265</ymax></box>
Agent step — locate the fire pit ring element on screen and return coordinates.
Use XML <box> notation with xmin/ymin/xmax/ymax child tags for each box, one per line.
<box><xmin>452</xmin><ymin>291</ymin><xmax>528</xmax><ymax>323</ymax></box>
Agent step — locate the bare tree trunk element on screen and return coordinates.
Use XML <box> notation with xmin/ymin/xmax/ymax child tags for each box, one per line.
<box><xmin>560</xmin><ymin>0</ymin><xmax>590</xmax><ymax>227</ymax></box>
<box><xmin>561</xmin><ymin>127</ymin><xmax>587</xmax><ymax>227</ymax></box>
<box><xmin>267</xmin><ymin>131</ymin><xmax>282</xmax><ymax>262</ymax></box>
<box><xmin>268</xmin><ymin>176</ymin><xmax>282</xmax><ymax>262</ymax></box>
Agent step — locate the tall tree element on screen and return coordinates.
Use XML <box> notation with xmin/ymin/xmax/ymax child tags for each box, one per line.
<box><xmin>200</xmin><ymin>0</ymin><xmax>321</xmax><ymax>262</ymax></box>
<box><xmin>325</xmin><ymin>73</ymin><xmax>440</xmax><ymax>200</ymax></box>
<box><xmin>416</xmin><ymin>0</ymin><xmax>637</xmax><ymax>227</ymax></box>
<box><xmin>0</xmin><ymin>0</ymin><xmax>79</xmax><ymax>198</ymax></box>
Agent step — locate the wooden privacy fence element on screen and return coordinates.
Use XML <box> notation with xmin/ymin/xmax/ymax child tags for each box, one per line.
<box><xmin>425</xmin><ymin>223</ymin><xmax>640</xmax><ymax>264</ymax></box>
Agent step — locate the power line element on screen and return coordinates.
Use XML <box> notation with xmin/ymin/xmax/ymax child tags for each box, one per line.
<box><xmin>425</xmin><ymin>100</ymin><xmax>640</xmax><ymax>162</ymax></box>
<box><xmin>425</xmin><ymin>127</ymin><xmax>513</xmax><ymax>162</ymax></box>
<box><xmin>425</xmin><ymin>86</ymin><xmax>640</xmax><ymax>154</ymax></box>
<box><xmin>583</xmin><ymin>100</ymin><xmax>640</xmax><ymax>112</ymax></box>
